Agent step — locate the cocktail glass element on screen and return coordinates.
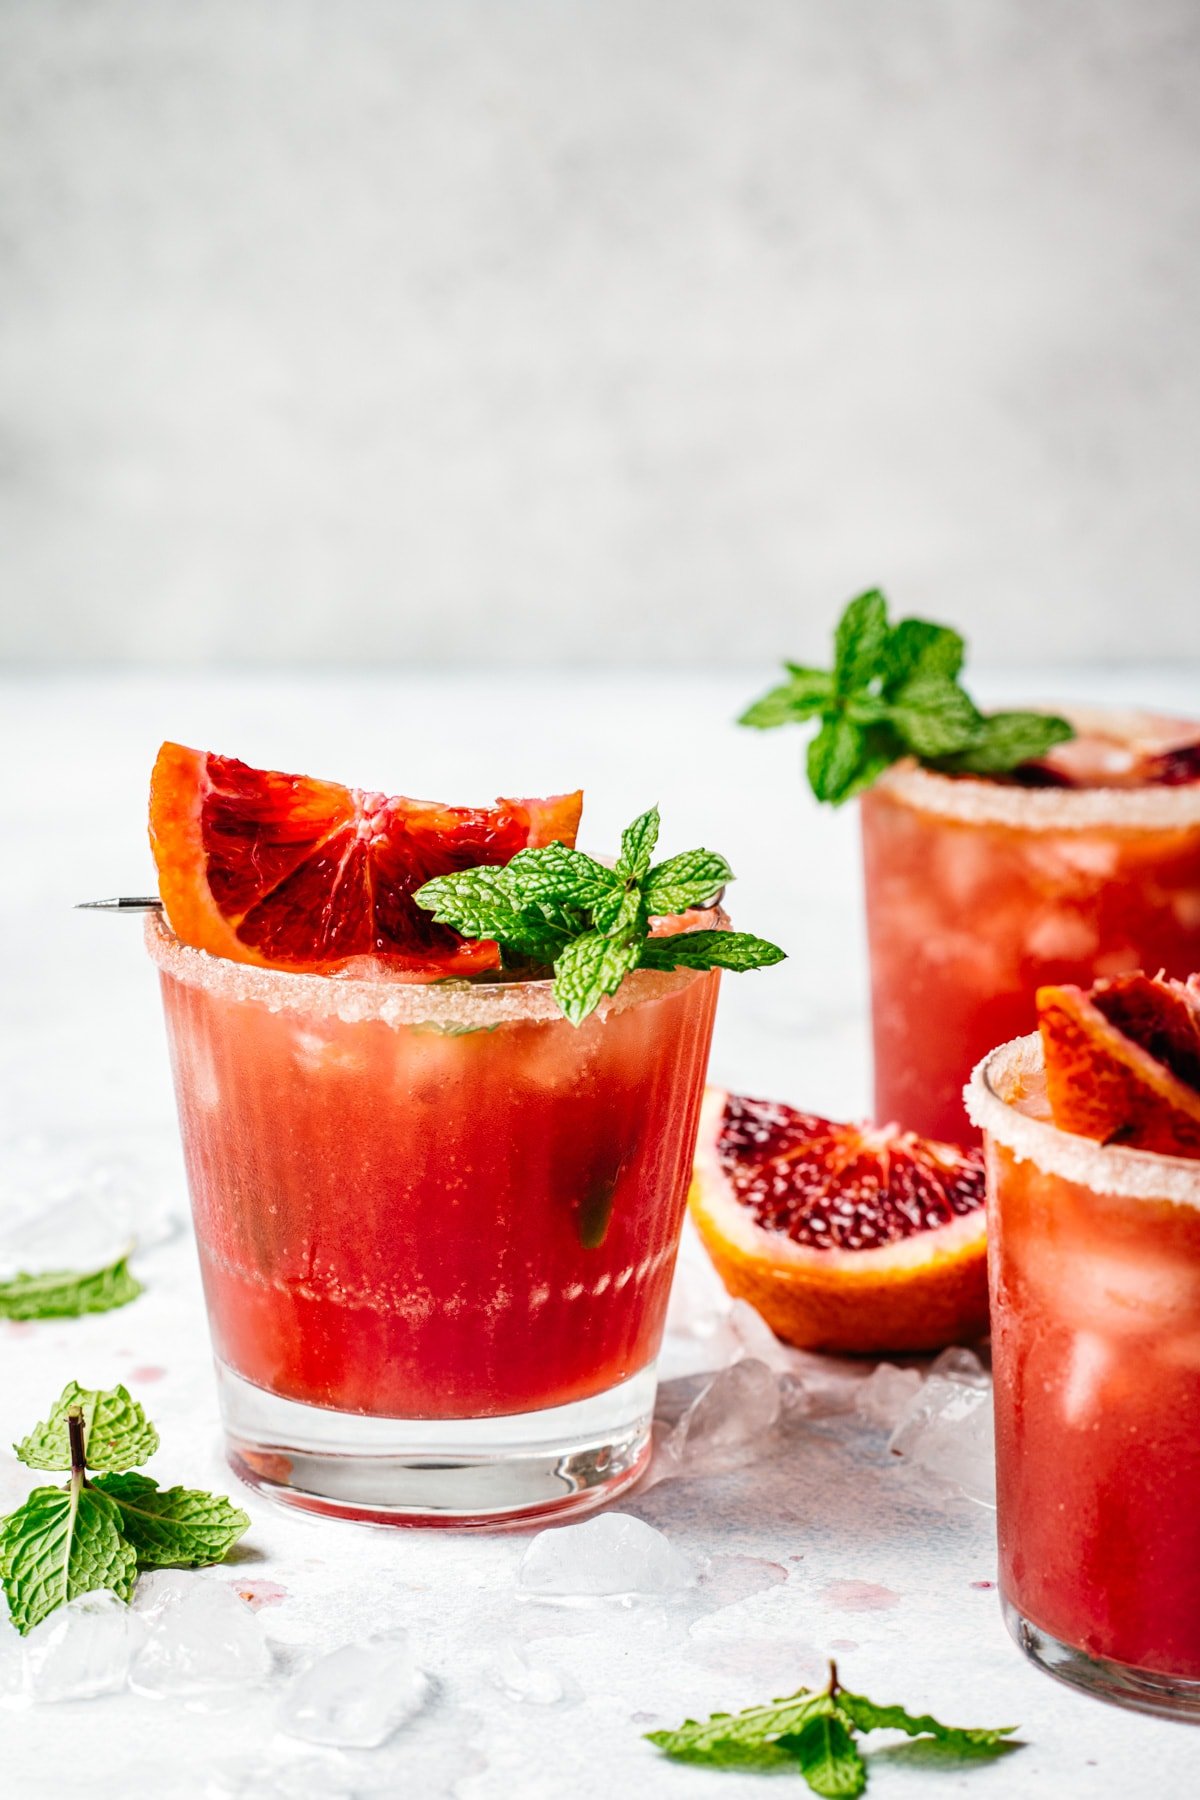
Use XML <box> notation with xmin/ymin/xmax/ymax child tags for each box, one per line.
<box><xmin>147</xmin><ymin>911</ymin><xmax>720</xmax><ymax>1526</ymax></box>
<box><xmin>967</xmin><ymin>1032</ymin><xmax>1200</xmax><ymax>1719</ymax></box>
<box><xmin>862</xmin><ymin>724</ymin><xmax>1200</xmax><ymax>1143</ymax></box>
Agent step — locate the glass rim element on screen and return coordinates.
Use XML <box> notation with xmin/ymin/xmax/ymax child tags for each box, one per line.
<box><xmin>144</xmin><ymin>908</ymin><xmax>712</xmax><ymax>1030</ymax></box>
<box><xmin>869</xmin><ymin>705</ymin><xmax>1200</xmax><ymax>832</ymax></box>
<box><xmin>964</xmin><ymin>1032</ymin><xmax>1200</xmax><ymax>1206</ymax></box>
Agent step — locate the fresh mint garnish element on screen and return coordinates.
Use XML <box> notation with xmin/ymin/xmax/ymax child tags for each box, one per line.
<box><xmin>0</xmin><ymin>1251</ymin><xmax>141</xmax><ymax>1322</ymax></box>
<box><xmin>646</xmin><ymin>1661</ymin><xmax>1018</xmax><ymax>1795</ymax></box>
<box><xmin>740</xmin><ymin>589</ymin><xmax>1074</xmax><ymax>803</ymax></box>
<box><xmin>1</xmin><ymin>1382</ymin><xmax>249</xmax><ymax>1634</ymax></box>
<box><xmin>414</xmin><ymin>806</ymin><xmax>785</xmax><ymax>1025</ymax></box>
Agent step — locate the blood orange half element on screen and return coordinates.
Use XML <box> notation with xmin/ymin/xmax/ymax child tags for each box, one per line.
<box><xmin>149</xmin><ymin>741</ymin><xmax>583</xmax><ymax>975</ymax></box>
<box><xmin>690</xmin><ymin>1089</ymin><xmax>989</xmax><ymax>1354</ymax></box>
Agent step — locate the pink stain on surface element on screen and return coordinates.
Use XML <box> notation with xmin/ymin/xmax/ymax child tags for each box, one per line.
<box><xmin>228</xmin><ymin>1579</ymin><xmax>289</xmax><ymax>1611</ymax></box>
<box><xmin>970</xmin><ymin>1579</ymin><xmax>996</xmax><ymax>1590</ymax></box>
<box><xmin>5</xmin><ymin>1322</ymin><xmax>33</xmax><ymax>1338</ymax></box>
<box><xmin>821</xmin><ymin>1579</ymin><xmax>901</xmax><ymax>1612</ymax></box>
<box><xmin>130</xmin><ymin>1365</ymin><xmax>166</xmax><ymax>1383</ymax></box>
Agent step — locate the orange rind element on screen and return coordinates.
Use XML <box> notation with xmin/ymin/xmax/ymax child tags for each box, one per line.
<box><xmin>689</xmin><ymin>1088</ymin><xmax>989</xmax><ymax>1355</ymax></box>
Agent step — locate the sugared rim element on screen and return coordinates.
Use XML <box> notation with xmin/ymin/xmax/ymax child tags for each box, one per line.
<box><xmin>870</xmin><ymin>705</ymin><xmax>1200</xmax><ymax>831</ymax></box>
<box><xmin>964</xmin><ymin>1033</ymin><xmax>1200</xmax><ymax>1206</ymax></box>
<box><xmin>872</xmin><ymin>761</ymin><xmax>1200</xmax><ymax>832</ymax></box>
<box><xmin>144</xmin><ymin>908</ymin><xmax>706</xmax><ymax>1029</ymax></box>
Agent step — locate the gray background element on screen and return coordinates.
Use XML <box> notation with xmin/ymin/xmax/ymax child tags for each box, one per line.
<box><xmin>2</xmin><ymin>0</ymin><xmax>1198</xmax><ymax>670</ymax></box>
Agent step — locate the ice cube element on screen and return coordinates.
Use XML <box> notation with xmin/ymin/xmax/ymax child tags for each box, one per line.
<box><xmin>928</xmin><ymin>1346</ymin><xmax>989</xmax><ymax>1388</ymax></box>
<box><xmin>854</xmin><ymin>1363</ymin><xmax>923</xmax><ymax>1431</ymax></box>
<box><xmin>1060</xmin><ymin>1331</ymin><xmax>1113</xmax><ymax>1426</ymax></box>
<box><xmin>889</xmin><ymin>1375</ymin><xmax>995</xmax><ymax>1505</ymax></box>
<box><xmin>660</xmin><ymin>1359</ymin><xmax>782</xmax><ymax>1476</ymax></box>
<box><xmin>487</xmin><ymin>1640</ymin><xmax>572</xmax><ymax>1705</ymax></box>
<box><xmin>23</xmin><ymin>1590</ymin><xmax>145</xmax><ymax>1702</ymax></box>
<box><xmin>129</xmin><ymin>1576</ymin><xmax>272</xmax><ymax>1700</ymax></box>
<box><xmin>518</xmin><ymin>1512</ymin><xmax>698</xmax><ymax>1599</ymax></box>
<box><xmin>277</xmin><ymin>1629</ymin><xmax>429</xmax><ymax>1748</ymax></box>
<box><xmin>0</xmin><ymin>1130</ymin><xmax>179</xmax><ymax>1276</ymax></box>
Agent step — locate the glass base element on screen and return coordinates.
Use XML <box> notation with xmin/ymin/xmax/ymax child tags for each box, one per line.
<box><xmin>1003</xmin><ymin>1599</ymin><xmax>1200</xmax><ymax>1722</ymax></box>
<box><xmin>216</xmin><ymin>1361</ymin><xmax>656</xmax><ymax>1528</ymax></box>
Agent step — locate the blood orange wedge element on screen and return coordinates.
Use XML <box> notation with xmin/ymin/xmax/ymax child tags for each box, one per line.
<box><xmin>1038</xmin><ymin>972</ymin><xmax>1200</xmax><ymax>1160</ymax></box>
<box><xmin>149</xmin><ymin>741</ymin><xmax>583</xmax><ymax>975</ymax></box>
<box><xmin>689</xmin><ymin>1089</ymin><xmax>989</xmax><ymax>1354</ymax></box>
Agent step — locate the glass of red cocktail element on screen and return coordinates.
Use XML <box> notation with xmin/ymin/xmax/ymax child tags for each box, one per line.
<box><xmin>967</xmin><ymin>1031</ymin><xmax>1200</xmax><ymax>1718</ymax></box>
<box><xmin>863</xmin><ymin>710</ymin><xmax>1200</xmax><ymax>1145</ymax></box>
<box><xmin>149</xmin><ymin>916</ymin><xmax>720</xmax><ymax>1526</ymax></box>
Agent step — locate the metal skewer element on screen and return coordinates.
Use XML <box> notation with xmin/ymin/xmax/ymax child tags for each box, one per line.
<box><xmin>75</xmin><ymin>896</ymin><xmax>163</xmax><ymax>911</ymax></box>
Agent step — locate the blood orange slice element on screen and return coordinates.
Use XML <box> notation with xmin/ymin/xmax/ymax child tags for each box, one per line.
<box><xmin>1038</xmin><ymin>973</ymin><xmax>1200</xmax><ymax>1160</ymax></box>
<box><xmin>149</xmin><ymin>741</ymin><xmax>583</xmax><ymax>975</ymax></box>
<box><xmin>689</xmin><ymin>1089</ymin><xmax>989</xmax><ymax>1353</ymax></box>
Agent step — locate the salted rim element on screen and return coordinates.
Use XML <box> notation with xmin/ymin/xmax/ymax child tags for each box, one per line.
<box><xmin>144</xmin><ymin>908</ymin><xmax>707</xmax><ymax>1030</ymax></box>
<box><xmin>964</xmin><ymin>1033</ymin><xmax>1200</xmax><ymax>1206</ymax></box>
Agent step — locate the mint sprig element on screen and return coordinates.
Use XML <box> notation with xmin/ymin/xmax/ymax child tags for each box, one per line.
<box><xmin>414</xmin><ymin>806</ymin><xmax>785</xmax><ymax>1025</ymax></box>
<box><xmin>646</xmin><ymin>1662</ymin><xmax>1017</xmax><ymax>1795</ymax></box>
<box><xmin>740</xmin><ymin>589</ymin><xmax>1074</xmax><ymax>804</ymax></box>
<box><xmin>0</xmin><ymin>1252</ymin><xmax>141</xmax><ymax>1322</ymax></box>
<box><xmin>1</xmin><ymin>1383</ymin><xmax>249</xmax><ymax>1634</ymax></box>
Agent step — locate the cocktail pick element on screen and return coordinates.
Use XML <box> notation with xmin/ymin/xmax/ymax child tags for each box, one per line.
<box><xmin>75</xmin><ymin>897</ymin><xmax>163</xmax><ymax>911</ymax></box>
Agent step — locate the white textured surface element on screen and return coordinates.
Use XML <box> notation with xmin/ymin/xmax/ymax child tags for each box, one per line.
<box><xmin>3</xmin><ymin>2</ymin><xmax>1200</xmax><ymax>668</ymax></box>
<box><xmin>2</xmin><ymin>668</ymin><xmax>1199</xmax><ymax>1797</ymax></box>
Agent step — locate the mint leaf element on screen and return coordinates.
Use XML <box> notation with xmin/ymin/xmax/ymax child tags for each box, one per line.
<box><xmin>934</xmin><ymin>710</ymin><xmax>1075</xmax><ymax>776</ymax></box>
<box><xmin>739</xmin><ymin>672</ymin><xmax>833</xmax><ymax>730</ymax></box>
<box><xmin>807</xmin><ymin>715</ymin><xmax>866</xmax><ymax>805</ymax></box>
<box><xmin>882</xmin><ymin>618</ymin><xmax>965</xmax><ymax>692</ymax></box>
<box><xmin>15</xmin><ymin>1382</ymin><xmax>159</xmax><ymax>1473</ymax></box>
<box><xmin>643</xmin><ymin>850</ymin><xmax>731</xmax><ymax>916</ymax></box>
<box><xmin>887</xmin><ymin>675</ymin><xmax>982</xmax><ymax>759</ymax></box>
<box><xmin>833</xmin><ymin>589</ymin><xmax>889</xmax><ymax>693</ymax></box>
<box><xmin>616</xmin><ymin>806</ymin><xmax>660</xmax><ymax>882</ymax></box>
<box><xmin>837</xmin><ymin>1690</ymin><xmax>1016</xmax><ymax>1750</ymax></box>
<box><xmin>505</xmin><ymin>842</ymin><xmax>617</xmax><ymax>910</ymax></box>
<box><xmin>592</xmin><ymin>885</ymin><xmax>647</xmax><ymax>938</ymax></box>
<box><xmin>0</xmin><ymin>1254</ymin><xmax>141</xmax><ymax>1321</ymax></box>
<box><xmin>782</xmin><ymin>1713</ymin><xmax>866</xmax><ymax>1797</ymax></box>
<box><xmin>638</xmin><ymin>930</ymin><xmax>785</xmax><ymax>973</ymax></box>
<box><xmin>553</xmin><ymin>929</ymin><xmax>643</xmax><ymax>1027</ymax></box>
<box><xmin>0</xmin><ymin>1483</ymin><xmax>137</xmax><ymax>1634</ymax></box>
<box><xmin>92</xmin><ymin>1472</ymin><xmax>250</xmax><ymax>1570</ymax></box>
<box><xmin>646</xmin><ymin>1688</ymin><xmax>835</xmax><ymax>1763</ymax></box>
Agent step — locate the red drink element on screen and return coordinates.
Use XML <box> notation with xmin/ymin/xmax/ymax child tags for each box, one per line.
<box><xmin>969</xmin><ymin>1034</ymin><xmax>1200</xmax><ymax>1717</ymax></box>
<box><xmin>148</xmin><ymin>912</ymin><xmax>719</xmax><ymax>1523</ymax></box>
<box><xmin>862</xmin><ymin>713</ymin><xmax>1200</xmax><ymax>1144</ymax></box>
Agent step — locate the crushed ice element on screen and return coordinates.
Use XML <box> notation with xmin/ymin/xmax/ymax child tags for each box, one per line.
<box><xmin>518</xmin><ymin>1512</ymin><xmax>698</xmax><ymax>1600</ymax></box>
<box><xmin>277</xmin><ymin>1628</ymin><xmax>429</xmax><ymax>1747</ymax></box>
<box><xmin>130</xmin><ymin>1573</ymin><xmax>273</xmax><ymax>1702</ymax></box>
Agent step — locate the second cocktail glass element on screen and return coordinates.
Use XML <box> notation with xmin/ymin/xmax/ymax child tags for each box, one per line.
<box><xmin>862</xmin><ymin>741</ymin><xmax>1200</xmax><ymax>1144</ymax></box>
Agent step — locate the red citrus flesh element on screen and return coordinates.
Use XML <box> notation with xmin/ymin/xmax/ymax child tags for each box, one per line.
<box><xmin>149</xmin><ymin>741</ymin><xmax>583</xmax><ymax>975</ymax></box>
<box><xmin>1038</xmin><ymin>973</ymin><xmax>1200</xmax><ymax>1160</ymax></box>
<box><xmin>1011</xmin><ymin>712</ymin><xmax>1200</xmax><ymax>789</ymax></box>
<box><xmin>690</xmin><ymin>1089</ymin><xmax>989</xmax><ymax>1354</ymax></box>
